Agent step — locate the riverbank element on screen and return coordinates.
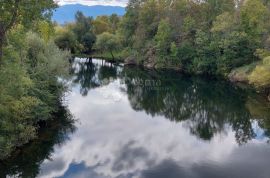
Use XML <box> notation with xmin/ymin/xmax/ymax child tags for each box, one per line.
<box><xmin>97</xmin><ymin>56</ymin><xmax>270</xmax><ymax>100</ymax></box>
<box><xmin>0</xmin><ymin>106</ymin><xmax>75</xmax><ymax>175</ymax></box>
<box><xmin>90</xmin><ymin>50</ymin><xmax>127</xmax><ymax>63</ymax></box>
<box><xmin>0</xmin><ymin>32</ymin><xmax>71</xmax><ymax>160</ymax></box>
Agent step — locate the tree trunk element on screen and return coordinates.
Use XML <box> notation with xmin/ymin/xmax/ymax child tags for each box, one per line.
<box><xmin>0</xmin><ymin>35</ymin><xmax>3</xmax><ymax>65</ymax></box>
<box><xmin>110</xmin><ymin>51</ymin><xmax>115</xmax><ymax>60</ymax></box>
<box><xmin>0</xmin><ymin>27</ymin><xmax>6</xmax><ymax>65</ymax></box>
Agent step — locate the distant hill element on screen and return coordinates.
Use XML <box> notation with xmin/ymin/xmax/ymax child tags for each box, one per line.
<box><xmin>52</xmin><ymin>4</ymin><xmax>126</xmax><ymax>24</ymax></box>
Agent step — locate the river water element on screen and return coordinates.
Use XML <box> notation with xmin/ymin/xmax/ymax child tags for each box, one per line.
<box><xmin>1</xmin><ymin>58</ymin><xmax>270</xmax><ymax>178</ymax></box>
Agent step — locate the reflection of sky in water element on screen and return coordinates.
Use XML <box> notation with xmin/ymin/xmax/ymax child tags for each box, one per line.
<box><xmin>38</xmin><ymin>60</ymin><xmax>270</xmax><ymax>178</ymax></box>
<box><xmin>252</xmin><ymin>121</ymin><xmax>267</xmax><ymax>141</ymax></box>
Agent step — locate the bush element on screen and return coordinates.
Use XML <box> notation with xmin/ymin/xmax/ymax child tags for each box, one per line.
<box><xmin>0</xmin><ymin>31</ymin><xmax>70</xmax><ymax>159</ymax></box>
<box><xmin>55</xmin><ymin>28</ymin><xmax>79</xmax><ymax>54</ymax></box>
<box><xmin>95</xmin><ymin>32</ymin><xmax>120</xmax><ymax>59</ymax></box>
<box><xmin>249</xmin><ymin>56</ymin><xmax>270</xmax><ymax>89</ymax></box>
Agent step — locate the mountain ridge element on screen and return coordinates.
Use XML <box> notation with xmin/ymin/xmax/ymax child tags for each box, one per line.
<box><xmin>53</xmin><ymin>4</ymin><xmax>126</xmax><ymax>24</ymax></box>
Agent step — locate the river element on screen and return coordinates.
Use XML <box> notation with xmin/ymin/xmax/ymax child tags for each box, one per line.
<box><xmin>1</xmin><ymin>58</ymin><xmax>270</xmax><ymax>178</ymax></box>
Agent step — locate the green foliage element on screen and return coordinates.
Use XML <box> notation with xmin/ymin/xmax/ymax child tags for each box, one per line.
<box><xmin>73</xmin><ymin>11</ymin><xmax>96</xmax><ymax>53</ymax></box>
<box><xmin>240</xmin><ymin>0</ymin><xmax>269</xmax><ymax>38</ymax></box>
<box><xmin>36</xmin><ymin>20</ymin><xmax>55</xmax><ymax>43</ymax></box>
<box><xmin>95</xmin><ymin>32</ymin><xmax>120</xmax><ymax>59</ymax></box>
<box><xmin>0</xmin><ymin>0</ymin><xmax>57</xmax><ymax>61</ymax></box>
<box><xmin>109</xmin><ymin>14</ymin><xmax>120</xmax><ymax>33</ymax></box>
<box><xmin>228</xmin><ymin>62</ymin><xmax>258</xmax><ymax>83</ymax></box>
<box><xmin>170</xmin><ymin>42</ymin><xmax>178</xmax><ymax>62</ymax></box>
<box><xmin>0</xmin><ymin>0</ymin><xmax>56</xmax><ymax>30</ymax></box>
<box><xmin>55</xmin><ymin>27</ymin><xmax>79</xmax><ymax>54</ymax></box>
<box><xmin>249</xmin><ymin>56</ymin><xmax>270</xmax><ymax>89</ymax></box>
<box><xmin>155</xmin><ymin>20</ymin><xmax>173</xmax><ymax>63</ymax></box>
<box><xmin>193</xmin><ymin>30</ymin><xmax>217</xmax><ymax>74</ymax></box>
<box><xmin>217</xmin><ymin>31</ymin><xmax>255</xmax><ymax>73</ymax></box>
<box><xmin>177</xmin><ymin>42</ymin><xmax>196</xmax><ymax>71</ymax></box>
<box><xmin>93</xmin><ymin>14</ymin><xmax>120</xmax><ymax>35</ymax></box>
<box><xmin>0</xmin><ymin>26</ymin><xmax>70</xmax><ymax>159</ymax></box>
<box><xmin>93</xmin><ymin>18</ymin><xmax>110</xmax><ymax>35</ymax></box>
<box><xmin>54</xmin><ymin>0</ymin><xmax>270</xmax><ymax>90</ymax></box>
<box><xmin>0</xmin><ymin>61</ymin><xmax>38</xmax><ymax>159</ymax></box>
<box><xmin>54</xmin><ymin>11</ymin><xmax>96</xmax><ymax>54</ymax></box>
<box><xmin>111</xmin><ymin>0</ymin><xmax>270</xmax><ymax>78</ymax></box>
<box><xmin>81</xmin><ymin>32</ymin><xmax>96</xmax><ymax>53</ymax></box>
<box><xmin>211</xmin><ymin>12</ymin><xmax>235</xmax><ymax>33</ymax></box>
<box><xmin>0</xmin><ymin>0</ymin><xmax>70</xmax><ymax>160</ymax></box>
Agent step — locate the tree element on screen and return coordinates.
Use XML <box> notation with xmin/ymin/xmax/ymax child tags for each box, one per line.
<box><xmin>119</xmin><ymin>0</ymin><xmax>140</xmax><ymax>46</ymax></box>
<box><xmin>0</xmin><ymin>30</ymin><xmax>70</xmax><ymax>159</ymax></box>
<box><xmin>72</xmin><ymin>11</ymin><xmax>96</xmax><ymax>53</ymax></box>
<box><xmin>109</xmin><ymin>14</ymin><xmax>120</xmax><ymax>33</ymax></box>
<box><xmin>95</xmin><ymin>32</ymin><xmax>120</xmax><ymax>59</ymax></box>
<box><xmin>154</xmin><ymin>19</ymin><xmax>173</xmax><ymax>62</ymax></box>
<box><xmin>36</xmin><ymin>20</ymin><xmax>54</xmax><ymax>43</ymax></box>
<box><xmin>82</xmin><ymin>32</ymin><xmax>96</xmax><ymax>53</ymax></box>
<box><xmin>249</xmin><ymin>56</ymin><xmax>270</xmax><ymax>89</ymax></box>
<box><xmin>240</xmin><ymin>0</ymin><xmax>269</xmax><ymax>40</ymax></box>
<box><xmin>202</xmin><ymin>0</ymin><xmax>235</xmax><ymax>27</ymax></box>
<box><xmin>73</xmin><ymin>11</ymin><xmax>93</xmax><ymax>41</ymax></box>
<box><xmin>55</xmin><ymin>27</ymin><xmax>78</xmax><ymax>54</ymax></box>
<box><xmin>211</xmin><ymin>12</ymin><xmax>235</xmax><ymax>34</ymax></box>
<box><xmin>93</xmin><ymin>19</ymin><xmax>110</xmax><ymax>35</ymax></box>
<box><xmin>0</xmin><ymin>0</ymin><xmax>56</xmax><ymax>63</ymax></box>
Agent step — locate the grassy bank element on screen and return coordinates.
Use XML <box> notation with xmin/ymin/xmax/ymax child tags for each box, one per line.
<box><xmin>228</xmin><ymin>62</ymin><xmax>258</xmax><ymax>83</ymax></box>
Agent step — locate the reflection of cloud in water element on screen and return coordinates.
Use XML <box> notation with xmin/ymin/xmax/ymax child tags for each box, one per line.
<box><xmin>141</xmin><ymin>145</ymin><xmax>270</xmax><ymax>178</ymax></box>
<box><xmin>38</xmin><ymin>80</ymin><xmax>270</xmax><ymax>178</ymax></box>
<box><xmin>98</xmin><ymin>80</ymin><xmax>126</xmax><ymax>103</ymax></box>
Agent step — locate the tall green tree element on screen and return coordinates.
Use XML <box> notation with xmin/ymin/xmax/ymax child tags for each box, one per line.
<box><xmin>240</xmin><ymin>0</ymin><xmax>269</xmax><ymax>42</ymax></box>
<box><xmin>0</xmin><ymin>0</ymin><xmax>56</xmax><ymax>62</ymax></box>
<box><xmin>155</xmin><ymin>20</ymin><xmax>173</xmax><ymax>63</ymax></box>
<box><xmin>95</xmin><ymin>32</ymin><xmax>120</xmax><ymax>59</ymax></box>
<box><xmin>72</xmin><ymin>11</ymin><xmax>96</xmax><ymax>53</ymax></box>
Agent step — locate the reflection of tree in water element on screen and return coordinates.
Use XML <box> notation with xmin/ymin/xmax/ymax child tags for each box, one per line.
<box><xmin>72</xmin><ymin>59</ymin><xmax>118</xmax><ymax>96</ymax></box>
<box><xmin>72</xmin><ymin>60</ymin><xmax>100</xmax><ymax>96</ymax></box>
<box><xmin>246</xmin><ymin>96</ymin><xmax>270</xmax><ymax>141</ymax></box>
<box><xmin>98</xmin><ymin>63</ymin><xmax>118</xmax><ymax>81</ymax></box>
<box><xmin>121</xmin><ymin>67</ymin><xmax>269</xmax><ymax>144</ymax></box>
<box><xmin>71</xmin><ymin>59</ymin><xmax>269</xmax><ymax>144</ymax></box>
<box><xmin>0</xmin><ymin>106</ymin><xmax>76</xmax><ymax>178</ymax></box>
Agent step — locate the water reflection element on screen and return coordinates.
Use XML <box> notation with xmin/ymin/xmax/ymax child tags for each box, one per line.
<box><xmin>71</xmin><ymin>59</ymin><xmax>119</xmax><ymax>96</ymax></box>
<box><xmin>72</xmin><ymin>60</ymin><xmax>99</xmax><ymax>96</ymax></box>
<box><xmin>121</xmin><ymin>66</ymin><xmax>270</xmax><ymax>144</ymax></box>
<box><xmin>0</xmin><ymin>106</ymin><xmax>76</xmax><ymax>178</ymax></box>
<box><xmin>1</xmin><ymin>58</ymin><xmax>270</xmax><ymax>178</ymax></box>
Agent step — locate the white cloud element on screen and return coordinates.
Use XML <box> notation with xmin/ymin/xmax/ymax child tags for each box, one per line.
<box><xmin>55</xmin><ymin>0</ymin><xmax>128</xmax><ymax>7</ymax></box>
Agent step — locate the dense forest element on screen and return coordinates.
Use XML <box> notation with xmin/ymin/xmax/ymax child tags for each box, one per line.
<box><xmin>55</xmin><ymin>0</ymin><xmax>270</xmax><ymax>93</ymax></box>
<box><xmin>0</xmin><ymin>1</ymin><xmax>71</xmax><ymax>159</ymax></box>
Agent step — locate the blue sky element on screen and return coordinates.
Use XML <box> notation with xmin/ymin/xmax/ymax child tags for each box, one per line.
<box><xmin>55</xmin><ymin>0</ymin><xmax>128</xmax><ymax>7</ymax></box>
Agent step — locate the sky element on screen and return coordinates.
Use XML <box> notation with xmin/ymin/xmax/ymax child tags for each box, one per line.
<box><xmin>55</xmin><ymin>0</ymin><xmax>128</xmax><ymax>7</ymax></box>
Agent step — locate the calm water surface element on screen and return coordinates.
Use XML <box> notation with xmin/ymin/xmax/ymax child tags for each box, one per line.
<box><xmin>1</xmin><ymin>58</ymin><xmax>270</xmax><ymax>178</ymax></box>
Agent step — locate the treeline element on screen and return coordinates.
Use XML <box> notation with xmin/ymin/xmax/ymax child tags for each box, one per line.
<box><xmin>56</xmin><ymin>0</ymin><xmax>270</xmax><ymax>91</ymax></box>
<box><xmin>54</xmin><ymin>12</ymin><xmax>122</xmax><ymax>58</ymax></box>
<box><xmin>0</xmin><ymin>1</ymin><xmax>70</xmax><ymax>159</ymax></box>
<box><xmin>119</xmin><ymin>0</ymin><xmax>270</xmax><ymax>91</ymax></box>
